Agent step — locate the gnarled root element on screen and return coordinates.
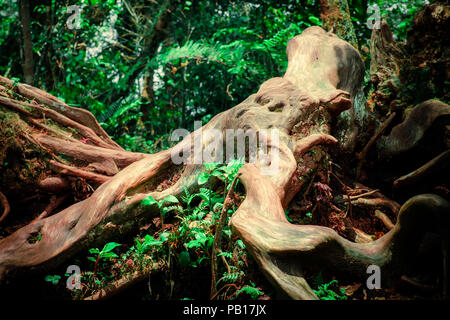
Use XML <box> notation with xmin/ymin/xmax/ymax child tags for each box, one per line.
<box><xmin>230</xmin><ymin>164</ymin><xmax>450</xmax><ymax>299</ymax></box>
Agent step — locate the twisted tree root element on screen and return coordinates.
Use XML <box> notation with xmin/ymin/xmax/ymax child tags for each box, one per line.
<box><xmin>230</xmin><ymin>164</ymin><xmax>450</xmax><ymax>299</ymax></box>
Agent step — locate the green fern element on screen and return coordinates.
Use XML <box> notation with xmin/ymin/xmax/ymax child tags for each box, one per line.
<box><xmin>152</xmin><ymin>40</ymin><xmax>233</xmax><ymax>67</ymax></box>
<box><xmin>218</xmin><ymin>266</ymin><xmax>244</xmax><ymax>284</ymax></box>
<box><xmin>217</xmin><ymin>251</ymin><xmax>233</xmax><ymax>259</ymax></box>
<box><xmin>236</xmin><ymin>284</ymin><xmax>263</xmax><ymax>300</ymax></box>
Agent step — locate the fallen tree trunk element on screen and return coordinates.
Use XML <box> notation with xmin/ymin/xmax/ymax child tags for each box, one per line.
<box><xmin>0</xmin><ymin>25</ymin><xmax>449</xmax><ymax>300</ymax></box>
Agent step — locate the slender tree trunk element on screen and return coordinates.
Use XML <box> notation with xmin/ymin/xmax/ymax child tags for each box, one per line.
<box><xmin>19</xmin><ymin>0</ymin><xmax>34</xmax><ymax>85</ymax></box>
<box><xmin>320</xmin><ymin>0</ymin><xmax>359</xmax><ymax>49</ymax></box>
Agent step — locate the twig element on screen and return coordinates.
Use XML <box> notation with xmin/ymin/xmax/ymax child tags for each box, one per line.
<box><xmin>330</xmin><ymin>171</ymin><xmax>352</xmax><ymax>218</ymax></box>
<box><xmin>348</xmin><ymin>189</ymin><xmax>380</xmax><ymax>200</ymax></box>
<box><xmin>0</xmin><ymin>191</ymin><xmax>11</xmax><ymax>224</ymax></box>
<box><xmin>218</xmin><ymin>249</ymin><xmax>231</xmax><ymax>275</ymax></box>
<box><xmin>210</xmin><ymin>175</ymin><xmax>239</xmax><ymax>299</ymax></box>
<box><xmin>210</xmin><ymin>283</ymin><xmax>240</xmax><ymax>301</ymax></box>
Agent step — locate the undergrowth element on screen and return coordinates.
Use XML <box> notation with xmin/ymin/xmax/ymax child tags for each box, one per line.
<box><xmin>48</xmin><ymin>159</ymin><xmax>270</xmax><ymax>300</ymax></box>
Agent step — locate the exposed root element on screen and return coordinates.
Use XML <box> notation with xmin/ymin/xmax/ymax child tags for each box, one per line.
<box><xmin>356</xmin><ymin>112</ymin><xmax>396</xmax><ymax>179</ymax></box>
<box><xmin>36</xmin><ymin>135</ymin><xmax>146</xmax><ymax>168</ymax></box>
<box><xmin>348</xmin><ymin>189</ymin><xmax>380</xmax><ymax>200</ymax></box>
<box><xmin>353</xmin><ymin>227</ymin><xmax>374</xmax><ymax>243</ymax></box>
<box><xmin>84</xmin><ymin>261</ymin><xmax>165</xmax><ymax>300</ymax></box>
<box><xmin>294</xmin><ymin>133</ymin><xmax>338</xmax><ymax>157</ymax></box>
<box><xmin>38</xmin><ymin>177</ymin><xmax>70</xmax><ymax>193</ymax></box>
<box><xmin>394</xmin><ymin>150</ymin><xmax>450</xmax><ymax>189</ymax></box>
<box><xmin>350</xmin><ymin>197</ymin><xmax>401</xmax><ymax>215</ymax></box>
<box><xmin>374</xmin><ymin>209</ymin><xmax>395</xmax><ymax>230</ymax></box>
<box><xmin>36</xmin><ymin>195</ymin><xmax>68</xmax><ymax>220</ymax></box>
<box><xmin>231</xmin><ymin>164</ymin><xmax>450</xmax><ymax>299</ymax></box>
<box><xmin>0</xmin><ymin>192</ymin><xmax>11</xmax><ymax>224</ymax></box>
<box><xmin>0</xmin><ymin>75</ymin><xmax>122</xmax><ymax>150</ymax></box>
<box><xmin>49</xmin><ymin>160</ymin><xmax>111</xmax><ymax>185</ymax></box>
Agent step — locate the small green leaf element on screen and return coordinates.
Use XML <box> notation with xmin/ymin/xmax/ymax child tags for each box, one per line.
<box><xmin>101</xmin><ymin>252</ymin><xmax>119</xmax><ymax>259</ymax></box>
<box><xmin>236</xmin><ymin>239</ymin><xmax>246</xmax><ymax>249</ymax></box>
<box><xmin>159</xmin><ymin>231</ymin><xmax>170</xmax><ymax>242</ymax></box>
<box><xmin>204</xmin><ymin>162</ymin><xmax>219</xmax><ymax>171</ymax></box>
<box><xmin>163</xmin><ymin>195</ymin><xmax>179</xmax><ymax>204</ymax></box>
<box><xmin>198</xmin><ymin>172</ymin><xmax>210</xmax><ymax>185</ymax></box>
<box><xmin>102</xmin><ymin>242</ymin><xmax>121</xmax><ymax>253</ymax></box>
<box><xmin>308</xmin><ymin>16</ymin><xmax>321</xmax><ymax>25</ymax></box>
<box><xmin>142</xmin><ymin>195</ymin><xmax>158</xmax><ymax>206</ymax></box>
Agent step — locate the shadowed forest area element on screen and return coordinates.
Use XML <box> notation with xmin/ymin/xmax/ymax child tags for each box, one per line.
<box><xmin>0</xmin><ymin>0</ymin><xmax>449</xmax><ymax>302</ymax></box>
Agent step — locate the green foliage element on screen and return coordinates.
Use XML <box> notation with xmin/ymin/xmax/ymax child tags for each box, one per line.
<box><xmin>44</xmin><ymin>274</ymin><xmax>61</xmax><ymax>285</ymax></box>
<box><xmin>312</xmin><ymin>272</ymin><xmax>347</xmax><ymax>300</ymax></box>
<box><xmin>0</xmin><ymin>0</ymin><xmax>431</xmax><ymax>158</ymax></box>
<box><xmin>197</xmin><ymin>159</ymin><xmax>244</xmax><ymax>189</ymax></box>
<box><xmin>88</xmin><ymin>241</ymin><xmax>121</xmax><ymax>276</ymax></box>
<box><xmin>313</xmin><ymin>280</ymin><xmax>347</xmax><ymax>300</ymax></box>
<box><xmin>135</xmin><ymin>235</ymin><xmax>164</xmax><ymax>255</ymax></box>
<box><xmin>236</xmin><ymin>282</ymin><xmax>264</xmax><ymax>300</ymax></box>
<box><xmin>88</xmin><ymin>242</ymin><xmax>121</xmax><ymax>261</ymax></box>
<box><xmin>142</xmin><ymin>194</ymin><xmax>181</xmax><ymax>225</ymax></box>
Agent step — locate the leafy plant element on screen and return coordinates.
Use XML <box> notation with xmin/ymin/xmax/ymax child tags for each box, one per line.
<box><xmin>142</xmin><ymin>194</ymin><xmax>181</xmax><ymax>226</ymax></box>
<box><xmin>44</xmin><ymin>275</ymin><xmax>61</xmax><ymax>285</ymax></box>
<box><xmin>313</xmin><ymin>279</ymin><xmax>347</xmax><ymax>300</ymax></box>
<box><xmin>88</xmin><ymin>242</ymin><xmax>122</xmax><ymax>276</ymax></box>
<box><xmin>236</xmin><ymin>282</ymin><xmax>264</xmax><ymax>300</ymax></box>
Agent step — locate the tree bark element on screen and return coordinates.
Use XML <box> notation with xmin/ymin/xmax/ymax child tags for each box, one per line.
<box><xmin>19</xmin><ymin>0</ymin><xmax>34</xmax><ymax>85</ymax></box>
<box><xmin>319</xmin><ymin>0</ymin><xmax>358</xmax><ymax>49</ymax></box>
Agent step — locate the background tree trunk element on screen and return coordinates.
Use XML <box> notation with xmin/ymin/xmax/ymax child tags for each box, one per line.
<box><xmin>19</xmin><ymin>0</ymin><xmax>34</xmax><ymax>85</ymax></box>
<box><xmin>320</xmin><ymin>0</ymin><xmax>358</xmax><ymax>49</ymax></box>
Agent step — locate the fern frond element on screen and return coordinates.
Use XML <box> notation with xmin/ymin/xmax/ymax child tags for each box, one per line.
<box><xmin>236</xmin><ymin>285</ymin><xmax>263</xmax><ymax>299</ymax></box>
